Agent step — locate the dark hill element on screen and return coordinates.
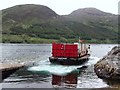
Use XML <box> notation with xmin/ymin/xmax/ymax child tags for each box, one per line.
<box><xmin>2</xmin><ymin>4</ymin><xmax>58</xmax><ymax>21</ymax></box>
<box><xmin>65</xmin><ymin>8</ymin><xmax>118</xmax><ymax>30</ymax></box>
<box><xmin>64</xmin><ymin>8</ymin><xmax>118</xmax><ymax>38</ymax></box>
<box><xmin>2</xmin><ymin>4</ymin><xmax>118</xmax><ymax>43</ymax></box>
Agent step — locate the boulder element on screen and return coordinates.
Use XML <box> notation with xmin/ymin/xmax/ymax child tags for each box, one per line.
<box><xmin>94</xmin><ymin>46</ymin><xmax>120</xmax><ymax>80</ymax></box>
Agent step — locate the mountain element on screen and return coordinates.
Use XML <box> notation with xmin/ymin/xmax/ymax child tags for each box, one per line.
<box><xmin>64</xmin><ymin>8</ymin><xmax>118</xmax><ymax>42</ymax></box>
<box><xmin>2</xmin><ymin>4</ymin><xmax>58</xmax><ymax>21</ymax></box>
<box><xmin>67</xmin><ymin>8</ymin><xmax>117</xmax><ymax>23</ymax></box>
<box><xmin>65</xmin><ymin>8</ymin><xmax>118</xmax><ymax>31</ymax></box>
<box><xmin>2</xmin><ymin>4</ymin><xmax>59</xmax><ymax>33</ymax></box>
<box><xmin>2</xmin><ymin>4</ymin><xmax>118</xmax><ymax>43</ymax></box>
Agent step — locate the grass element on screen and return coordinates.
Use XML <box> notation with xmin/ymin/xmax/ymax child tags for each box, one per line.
<box><xmin>2</xmin><ymin>34</ymin><xmax>58</xmax><ymax>43</ymax></box>
<box><xmin>2</xmin><ymin>34</ymin><xmax>118</xmax><ymax>44</ymax></box>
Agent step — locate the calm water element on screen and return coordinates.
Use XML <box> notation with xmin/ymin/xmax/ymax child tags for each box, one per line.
<box><xmin>1</xmin><ymin>44</ymin><xmax>119</xmax><ymax>88</ymax></box>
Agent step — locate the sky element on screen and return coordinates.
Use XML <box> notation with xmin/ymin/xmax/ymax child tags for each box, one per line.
<box><xmin>0</xmin><ymin>0</ymin><xmax>119</xmax><ymax>15</ymax></box>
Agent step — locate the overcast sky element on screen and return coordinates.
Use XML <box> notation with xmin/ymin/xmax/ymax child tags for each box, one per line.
<box><xmin>0</xmin><ymin>0</ymin><xmax>119</xmax><ymax>15</ymax></box>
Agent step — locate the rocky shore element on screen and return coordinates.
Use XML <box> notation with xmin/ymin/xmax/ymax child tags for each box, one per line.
<box><xmin>94</xmin><ymin>46</ymin><xmax>120</xmax><ymax>80</ymax></box>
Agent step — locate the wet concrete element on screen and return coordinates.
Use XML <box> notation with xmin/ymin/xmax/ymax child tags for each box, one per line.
<box><xmin>0</xmin><ymin>63</ymin><xmax>24</xmax><ymax>80</ymax></box>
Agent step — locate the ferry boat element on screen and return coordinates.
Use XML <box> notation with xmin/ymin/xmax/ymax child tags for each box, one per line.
<box><xmin>49</xmin><ymin>39</ymin><xmax>90</xmax><ymax>65</ymax></box>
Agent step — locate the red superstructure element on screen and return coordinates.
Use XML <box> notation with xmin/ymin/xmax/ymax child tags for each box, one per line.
<box><xmin>52</xmin><ymin>43</ymin><xmax>78</xmax><ymax>58</ymax></box>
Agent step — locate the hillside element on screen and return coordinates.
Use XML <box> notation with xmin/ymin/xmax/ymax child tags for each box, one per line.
<box><xmin>64</xmin><ymin>8</ymin><xmax>118</xmax><ymax>32</ymax></box>
<box><xmin>2</xmin><ymin>4</ymin><xmax>118</xmax><ymax>43</ymax></box>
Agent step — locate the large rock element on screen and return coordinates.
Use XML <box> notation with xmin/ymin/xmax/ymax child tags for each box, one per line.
<box><xmin>94</xmin><ymin>46</ymin><xmax>120</xmax><ymax>80</ymax></box>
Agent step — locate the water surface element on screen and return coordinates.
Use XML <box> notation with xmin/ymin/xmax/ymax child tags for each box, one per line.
<box><xmin>1</xmin><ymin>44</ymin><xmax>119</xmax><ymax>88</ymax></box>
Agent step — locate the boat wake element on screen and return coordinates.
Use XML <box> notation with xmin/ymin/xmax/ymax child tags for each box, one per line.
<box><xmin>28</xmin><ymin>56</ymin><xmax>100</xmax><ymax>76</ymax></box>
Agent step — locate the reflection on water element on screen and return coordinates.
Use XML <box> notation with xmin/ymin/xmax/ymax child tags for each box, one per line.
<box><xmin>51</xmin><ymin>66</ymin><xmax>88</xmax><ymax>88</ymax></box>
<box><xmin>52</xmin><ymin>73</ymin><xmax>78</xmax><ymax>88</ymax></box>
<box><xmin>1</xmin><ymin>44</ymin><xmax>119</xmax><ymax>88</ymax></box>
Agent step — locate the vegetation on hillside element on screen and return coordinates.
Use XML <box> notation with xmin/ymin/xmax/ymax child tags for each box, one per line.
<box><xmin>2</xmin><ymin>4</ymin><xmax>118</xmax><ymax>44</ymax></box>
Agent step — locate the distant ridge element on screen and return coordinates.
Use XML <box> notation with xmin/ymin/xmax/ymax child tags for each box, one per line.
<box><xmin>2</xmin><ymin>4</ymin><xmax>118</xmax><ymax>43</ymax></box>
<box><xmin>70</xmin><ymin>8</ymin><xmax>115</xmax><ymax>16</ymax></box>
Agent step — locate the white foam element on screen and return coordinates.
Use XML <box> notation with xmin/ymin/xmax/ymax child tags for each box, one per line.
<box><xmin>86</xmin><ymin>57</ymin><xmax>100</xmax><ymax>65</ymax></box>
<box><xmin>28</xmin><ymin>64</ymin><xmax>82</xmax><ymax>76</ymax></box>
<box><xmin>28</xmin><ymin>57</ymin><xmax>100</xmax><ymax>76</ymax></box>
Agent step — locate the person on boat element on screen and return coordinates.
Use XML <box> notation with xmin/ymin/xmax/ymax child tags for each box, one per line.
<box><xmin>88</xmin><ymin>45</ymin><xmax>90</xmax><ymax>49</ymax></box>
<box><xmin>87</xmin><ymin>45</ymin><xmax>91</xmax><ymax>54</ymax></box>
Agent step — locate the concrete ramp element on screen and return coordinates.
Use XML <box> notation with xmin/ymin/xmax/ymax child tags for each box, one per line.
<box><xmin>0</xmin><ymin>63</ymin><xmax>24</xmax><ymax>81</ymax></box>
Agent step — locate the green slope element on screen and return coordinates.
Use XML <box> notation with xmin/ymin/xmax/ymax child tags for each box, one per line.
<box><xmin>2</xmin><ymin>4</ymin><xmax>118</xmax><ymax>43</ymax></box>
